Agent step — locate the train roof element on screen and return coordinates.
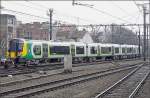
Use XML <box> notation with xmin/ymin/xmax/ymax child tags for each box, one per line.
<box><xmin>10</xmin><ymin>38</ymin><xmax>139</xmax><ymax>48</ymax></box>
<box><xmin>49</xmin><ymin>42</ymin><xmax>71</xmax><ymax>46</ymax></box>
<box><xmin>87</xmin><ymin>43</ymin><xmax>99</xmax><ymax>46</ymax></box>
<box><xmin>100</xmin><ymin>43</ymin><xmax>113</xmax><ymax>47</ymax></box>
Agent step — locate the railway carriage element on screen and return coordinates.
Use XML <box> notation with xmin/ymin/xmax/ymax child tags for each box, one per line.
<box><xmin>48</xmin><ymin>42</ymin><xmax>71</xmax><ymax>62</ymax></box>
<box><xmin>126</xmin><ymin>45</ymin><xmax>134</xmax><ymax>58</ymax></box>
<box><xmin>70</xmin><ymin>42</ymin><xmax>86</xmax><ymax>62</ymax></box>
<box><xmin>86</xmin><ymin>43</ymin><xmax>99</xmax><ymax>62</ymax></box>
<box><xmin>120</xmin><ymin>45</ymin><xmax>127</xmax><ymax>59</ymax></box>
<box><xmin>112</xmin><ymin>44</ymin><xmax>122</xmax><ymax>60</ymax></box>
<box><xmin>132</xmin><ymin>45</ymin><xmax>139</xmax><ymax>58</ymax></box>
<box><xmin>9</xmin><ymin>39</ymin><xmax>48</xmax><ymax>63</ymax></box>
<box><xmin>99</xmin><ymin>44</ymin><xmax>113</xmax><ymax>60</ymax></box>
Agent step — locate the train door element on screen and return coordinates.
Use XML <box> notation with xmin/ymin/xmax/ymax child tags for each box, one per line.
<box><xmin>112</xmin><ymin>46</ymin><xmax>114</xmax><ymax>56</ymax></box>
<box><xmin>42</xmin><ymin>43</ymin><xmax>48</xmax><ymax>58</ymax></box>
<box><xmin>71</xmin><ymin>44</ymin><xmax>75</xmax><ymax>56</ymax></box>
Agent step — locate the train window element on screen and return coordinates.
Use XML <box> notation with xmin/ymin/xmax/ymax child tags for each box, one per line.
<box><xmin>127</xmin><ymin>48</ymin><xmax>132</xmax><ymax>53</ymax></box>
<box><xmin>133</xmin><ymin>48</ymin><xmax>136</xmax><ymax>53</ymax></box>
<box><xmin>127</xmin><ymin>48</ymin><xmax>130</xmax><ymax>53</ymax></box>
<box><xmin>9</xmin><ymin>39</ymin><xmax>23</xmax><ymax>51</ymax></box>
<box><xmin>50</xmin><ymin>46</ymin><xmax>70</xmax><ymax>55</ymax></box>
<box><xmin>90</xmin><ymin>47</ymin><xmax>97</xmax><ymax>54</ymax></box>
<box><xmin>33</xmin><ymin>45</ymin><xmax>41</xmax><ymax>55</ymax></box>
<box><xmin>76</xmin><ymin>46</ymin><xmax>85</xmax><ymax>54</ymax></box>
<box><xmin>122</xmin><ymin>48</ymin><xmax>126</xmax><ymax>53</ymax></box>
<box><xmin>43</xmin><ymin>47</ymin><xmax>48</xmax><ymax>52</ymax></box>
<box><xmin>46</xmin><ymin>48</ymin><xmax>48</xmax><ymax>52</ymax></box>
<box><xmin>101</xmin><ymin>47</ymin><xmax>112</xmax><ymax>54</ymax></box>
<box><xmin>115</xmin><ymin>48</ymin><xmax>119</xmax><ymax>53</ymax></box>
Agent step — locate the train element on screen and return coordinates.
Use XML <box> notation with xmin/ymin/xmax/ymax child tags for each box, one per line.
<box><xmin>8</xmin><ymin>38</ymin><xmax>141</xmax><ymax>64</ymax></box>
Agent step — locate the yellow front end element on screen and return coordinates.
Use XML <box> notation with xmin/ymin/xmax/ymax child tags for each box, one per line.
<box><xmin>8</xmin><ymin>51</ymin><xmax>17</xmax><ymax>59</ymax></box>
<box><xmin>8</xmin><ymin>39</ymin><xmax>27</xmax><ymax>59</ymax></box>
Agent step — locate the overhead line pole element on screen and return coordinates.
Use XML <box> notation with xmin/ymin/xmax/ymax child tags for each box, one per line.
<box><xmin>147</xmin><ymin>25</ymin><xmax>149</xmax><ymax>58</ymax></box>
<box><xmin>111</xmin><ymin>24</ymin><xmax>114</xmax><ymax>43</ymax></box>
<box><xmin>143</xmin><ymin>5</ymin><xmax>147</xmax><ymax>61</ymax></box>
<box><xmin>49</xmin><ymin>9</ymin><xmax>53</xmax><ymax>40</ymax></box>
<box><xmin>138</xmin><ymin>27</ymin><xmax>141</xmax><ymax>58</ymax></box>
<box><xmin>149</xmin><ymin>0</ymin><xmax>150</xmax><ymax>60</ymax></box>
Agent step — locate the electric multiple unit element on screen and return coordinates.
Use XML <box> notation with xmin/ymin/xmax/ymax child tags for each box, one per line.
<box><xmin>8</xmin><ymin>38</ymin><xmax>141</xmax><ymax>64</ymax></box>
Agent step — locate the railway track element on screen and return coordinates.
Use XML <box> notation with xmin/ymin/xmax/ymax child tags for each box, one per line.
<box><xmin>94</xmin><ymin>63</ymin><xmax>149</xmax><ymax>98</ymax></box>
<box><xmin>0</xmin><ymin>58</ymin><xmax>141</xmax><ymax>77</ymax></box>
<box><xmin>133</xmin><ymin>70</ymin><xmax>150</xmax><ymax>98</ymax></box>
<box><xmin>0</xmin><ymin>63</ymin><xmax>143</xmax><ymax>98</ymax></box>
<box><xmin>0</xmin><ymin>61</ymin><xmax>143</xmax><ymax>87</ymax></box>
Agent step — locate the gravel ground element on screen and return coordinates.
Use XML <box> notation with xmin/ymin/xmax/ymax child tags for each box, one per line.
<box><xmin>135</xmin><ymin>69</ymin><xmax>150</xmax><ymax>98</ymax></box>
<box><xmin>31</xmin><ymin>68</ymin><xmax>134</xmax><ymax>98</ymax></box>
<box><xmin>0</xmin><ymin>60</ymin><xmax>142</xmax><ymax>92</ymax></box>
<box><xmin>0</xmin><ymin>59</ymin><xmax>142</xmax><ymax>85</ymax></box>
<box><xmin>0</xmin><ymin>60</ymin><xmax>143</xmax><ymax>97</ymax></box>
<box><xmin>0</xmin><ymin>62</ymin><xmax>124</xmax><ymax>93</ymax></box>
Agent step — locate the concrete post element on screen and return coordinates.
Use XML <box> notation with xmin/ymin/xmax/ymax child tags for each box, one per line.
<box><xmin>64</xmin><ymin>55</ymin><xmax>72</xmax><ymax>73</ymax></box>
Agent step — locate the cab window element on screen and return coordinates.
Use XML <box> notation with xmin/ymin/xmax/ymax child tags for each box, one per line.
<box><xmin>9</xmin><ymin>39</ymin><xmax>23</xmax><ymax>51</ymax></box>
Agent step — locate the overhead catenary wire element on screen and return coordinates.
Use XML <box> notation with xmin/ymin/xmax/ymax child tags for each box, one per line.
<box><xmin>3</xmin><ymin>1</ymin><xmax>145</xmax><ymax>25</ymax></box>
<box><xmin>111</xmin><ymin>1</ymin><xmax>142</xmax><ymax>25</ymax></box>
<box><xmin>111</xmin><ymin>1</ymin><xmax>132</xmax><ymax>17</ymax></box>
<box><xmin>133</xmin><ymin>0</ymin><xmax>142</xmax><ymax>13</ymax></box>
<box><xmin>91</xmin><ymin>7</ymin><xmax>133</xmax><ymax>24</ymax></box>
<box><xmin>2</xmin><ymin>0</ymin><xmax>148</xmax><ymax>26</ymax></box>
<box><xmin>1</xmin><ymin>8</ymin><xmax>76</xmax><ymax>24</ymax></box>
<box><xmin>51</xmin><ymin>24</ymin><xmax>150</xmax><ymax>28</ymax></box>
<box><xmin>25</xmin><ymin>0</ymin><xmax>140</xmax><ymax>24</ymax></box>
<box><xmin>2</xmin><ymin>8</ymin><xmax>49</xmax><ymax>20</ymax></box>
<box><xmin>24</xmin><ymin>0</ymin><xmax>97</xmax><ymax>24</ymax></box>
<box><xmin>2</xmin><ymin>1</ymin><xmax>82</xmax><ymax>24</ymax></box>
<box><xmin>73</xmin><ymin>1</ymin><xmax>135</xmax><ymax>24</ymax></box>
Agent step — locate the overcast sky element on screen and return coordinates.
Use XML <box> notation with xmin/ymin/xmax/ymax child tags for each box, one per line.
<box><xmin>1</xmin><ymin>0</ymin><xmax>149</xmax><ymax>26</ymax></box>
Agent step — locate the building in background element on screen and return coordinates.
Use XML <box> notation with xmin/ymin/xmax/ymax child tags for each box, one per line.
<box><xmin>56</xmin><ymin>27</ymin><xmax>93</xmax><ymax>43</ymax></box>
<box><xmin>16</xmin><ymin>22</ymin><xmax>93</xmax><ymax>43</ymax></box>
<box><xmin>0</xmin><ymin>14</ymin><xmax>16</xmax><ymax>57</ymax></box>
<box><xmin>17</xmin><ymin>22</ymin><xmax>49</xmax><ymax>40</ymax></box>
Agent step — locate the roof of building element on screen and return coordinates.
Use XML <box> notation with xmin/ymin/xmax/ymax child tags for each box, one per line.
<box><xmin>56</xmin><ymin>29</ymin><xmax>87</xmax><ymax>40</ymax></box>
<box><xmin>0</xmin><ymin>14</ymin><xmax>16</xmax><ymax>18</ymax></box>
<box><xmin>70</xmin><ymin>31</ymin><xmax>86</xmax><ymax>39</ymax></box>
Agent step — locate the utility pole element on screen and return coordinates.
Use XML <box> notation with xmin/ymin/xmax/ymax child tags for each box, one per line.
<box><xmin>143</xmin><ymin>5</ymin><xmax>147</xmax><ymax>61</ymax></box>
<box><xmin>49</xmin><ymin>9</ymin><xmax>53</xmax><ymax>40</ymax></box>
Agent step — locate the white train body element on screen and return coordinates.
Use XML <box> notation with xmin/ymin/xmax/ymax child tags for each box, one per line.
<box><xmin>8</xmin><ymin>38</ymin><xmax>141</xmax><ymax>63</ymax></box>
